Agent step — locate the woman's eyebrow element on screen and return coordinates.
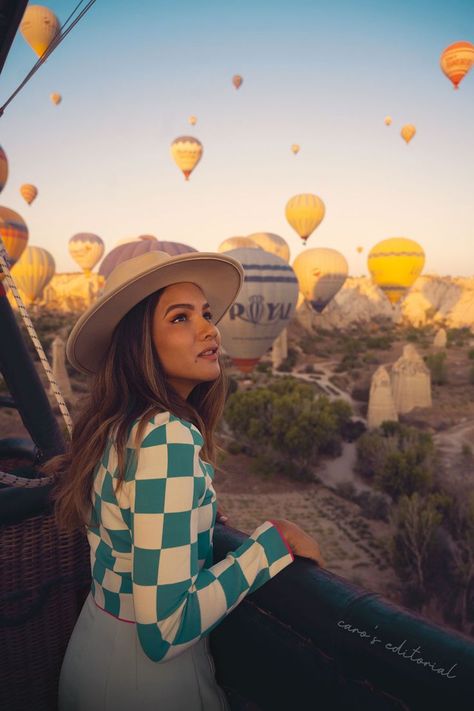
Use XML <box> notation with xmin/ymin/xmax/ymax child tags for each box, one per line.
<box><xmin>164</xmin><ymin>302</ymin><xmax>210</xmax><ymax>316</ymax></box>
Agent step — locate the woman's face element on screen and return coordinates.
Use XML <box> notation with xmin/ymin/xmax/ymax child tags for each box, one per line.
<box><xmin>152</xmin><ymin>282</ymin><xmax>221</xmax><ymax>399</ymax></box>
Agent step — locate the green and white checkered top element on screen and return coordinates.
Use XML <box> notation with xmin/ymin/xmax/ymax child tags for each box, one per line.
<box><xmin>87</xmin><ymin>411</ymin><xmax>294</xmax><ymax>662</ymax></box>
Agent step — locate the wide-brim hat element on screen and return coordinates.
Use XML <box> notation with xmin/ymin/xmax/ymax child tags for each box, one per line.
<box><xmin>66</xmin><ymin>250</ymin><xmax>244</xmax><ymax>375</ymax></box>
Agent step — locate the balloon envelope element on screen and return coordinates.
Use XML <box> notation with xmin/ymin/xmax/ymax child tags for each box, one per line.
<box><xmin>218</xmin><ymin>247</ymin><xmax>299</xmax><ymax>373</ymax></box>
<box><xmin>99</xmin><ymin>239</ymin><xmax>197</xmax><ymax>280</ymax></box>
<box><xmin>291</xmin><ymin>144</ymin><xmax>300</xmax><ymax>154</ymax></box>
<box><xmin>367</xmin><ymin>237</ymin><xmax>425</xmax><ymax>305</ymax></box>
<box><xmin>218</xmin><ymin>237</ymin><xmax>260</xmax><ymax>253</ymax></box>
<box><xmin>0</xmin><ymin>146</ymin><xmax>8</xmax><ymax>194</ymax></box>
<box><xmin>356</xmin><ymin>246</ymin><xmax>363</xmax><ymax>254</ymax></box>
<box><xmin>11</xmin><ymin>245</ymin><xmax>55</xmax><ymax>304</ymax></box>
<box><xmin>188</xmin><ymin>115</ymin><xmax>197</xmax><ymax>125</ymax></box>
<box><xmin>384</xmin><ymin>116</ymin><xmax>392</xmax><ymax>126</ymax></box>
<box><xmin>285</xmin><ymin>194</ymin><xmax>326</xmax><ymax>245</ymax></box>
<box><xmin>401</xmin><ymin>124</ymin><xmax>416</xmax><ymax>144</ymax></box>
<box><xmin>293</xmin><ymin>247</ymin><xmax>348</xmax><ymax>313</ymax></box>
<box><xmin>20</xmin><ymin>184</ymin><xmax>38</xmax><ymax>205</ymax></box>
<box><xmin>170</xmin><ymin>136</ymin><xmax>203</xmax><ymax>180</ymax></box>
<box><xmin>0</xmin><ymin>207</ymin><xmax>28</xmax><ymax>279</ymax></box>
<box><xmin>69</xmin><ymin>233</ymin><xmax>105</xmax><ymax>275</ymax></box>
<box><xmin>440</xmin><ymin>41</ymin><xmax>474</xmax><ymax>89</ymax></box>
<box><xmin>20</xmin><ymin>5</ymin><xmax>60</xmax><ymax>57</ymax></box>
<box><xmin>50</xmin><ymin>92</ymin><xmax>62</xmax><ymax>105</ymax></box>
<box><xmin>247</xmin><ymin>232</ymin><xmax>290</xmax><ymax>263</ymax></box>
<box><xmin>232</xmin><ymin>75</ymin><xmax>243</xmax><ymax>89</ymax></box>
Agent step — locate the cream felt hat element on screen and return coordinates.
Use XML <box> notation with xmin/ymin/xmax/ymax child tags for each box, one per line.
<box><xmin>66</xmin><ymin>250</ymin><xmax>244</xmax><ymax>375</ymax></box>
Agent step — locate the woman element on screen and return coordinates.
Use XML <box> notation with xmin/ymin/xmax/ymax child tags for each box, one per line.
<box><xmin>48</xmin><ymin>250</ymin><xmax>323</xmax><ymax>710</ymax></box>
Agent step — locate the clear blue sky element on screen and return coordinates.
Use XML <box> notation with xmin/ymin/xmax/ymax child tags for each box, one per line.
<box><xmin>0</xmin><ymin>0</ymin><xmax>473</xmax><ymax>275</ymax></box>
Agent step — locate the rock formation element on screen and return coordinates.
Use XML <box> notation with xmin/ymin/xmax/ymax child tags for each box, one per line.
<box><xmin>367</xmin><ymin>366</ymin><xmax>398</xmax><ymax>429</ymax></box>
<box><xmin>433</xmin><ymin>328</ymin><xmax>447</xmax><ymax>348</ymax></box>
<box><xmin>271</xmin><ymin>328</ymin><xmax>288</xmax><ymax>369</ymax></box>
<box><xmin>51</xmin><ymin>335</ymin><xmax>73</xmax><ymax>401</ymax></box>
<box><xmin>41</xmin><ymin>273</ymin><xmax>104</xmax><ymax>312</ymax></box>
<box><xmin>391</xmin><ymin>345</ymin><xmax>432</xmax><ymax>414</ymax></box>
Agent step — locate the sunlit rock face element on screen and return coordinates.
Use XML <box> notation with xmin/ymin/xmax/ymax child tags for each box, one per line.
<box><xmin>51</xmin><ymin>335</ymin><xmax>72</xmax><ymax>400</ymax></box>
<box><xmin>391</xmin><ymin>345</ymin><xmax>432</xmax><ymax>415</ymax></box>
<box><xmin>367</xmin><ymin>366</ymin><xmax>398</xmax><ymax>429</ymax></box>
<box><xmin>41</xmin><ymin>273</ymin><xmax>104</xmax><ymax>312</ymax></box>
<box><xmin>295</xmin><ymin>276</ymin><xmax>474</xmax><ymax>331</ymax></box>
<box><xmin>433</xmin><ymin>328</ymin><xmax>447</xmax><ymax>349</ymax></box>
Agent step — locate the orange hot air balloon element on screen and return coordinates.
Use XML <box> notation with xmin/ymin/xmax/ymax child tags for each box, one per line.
<box><xmin>440</xmin><ymin>41</ymin><xmax>474</xmax><ymax>89</ymax></box>
<box><xmin>232</xmin><ymin>74</ymin><xmax>243</xmax><ymax>89</ymax></box>
<box><xmin>50</xmin><ymin>92</ymin><xmax>62</xmax><ymax>105</ymax></box>
<box><xmin>188</xmin><ymin>115</ymin><xmax>197</xmax><ymax>126</ymax></box>
<box><xmin>291</xmin><ymin>144</ymin><xmax>300</xmax><ymax>155</ymax></box>
<box><xmin>20</xmin><ymin>184</ymin><xmax>38</xmax><ymax>205</ymax></box>
<box><xmin>384</xmin><ymin>116</ymin><xmax>392</xmax><ymax>126</ymax></box>
<box><xmin>401</xmin><ymin>124</ymin><xmax>416</xmax><ymax>144</ymax></box>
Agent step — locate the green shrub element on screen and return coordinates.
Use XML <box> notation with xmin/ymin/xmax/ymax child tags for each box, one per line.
<box><xmin>425</xmin><ymin>352</ymin><xmax>448</xmax><ymax>385</ymax></box>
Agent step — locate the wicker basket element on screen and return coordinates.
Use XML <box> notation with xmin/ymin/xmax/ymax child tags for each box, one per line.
<box><xmin>0</xmin><ymin>501</ymin><xmax>91</xmax><ymax>710</ymax></box>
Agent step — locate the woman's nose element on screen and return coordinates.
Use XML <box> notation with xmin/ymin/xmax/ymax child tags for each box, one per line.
<box><xmin>200</xmin><ymin>315</ymin><xmax>218</xmax><ymax>336</ymax></box>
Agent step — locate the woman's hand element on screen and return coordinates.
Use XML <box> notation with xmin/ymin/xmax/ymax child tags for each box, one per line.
<box><xmin>216</xmin><ymin>508</ymin><xmax>229</xmax><ymax>525</ymax></box>
<box><xmin>271</xmin><ymin>518</ymin><xmax>325</xmax><ymax>567</ymax></box>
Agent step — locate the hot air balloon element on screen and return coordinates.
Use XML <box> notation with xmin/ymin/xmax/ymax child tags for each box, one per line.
<box><xmin>20</xmin><ymin>184</ymin><xmax>38</xmax><ymax>205</ymax></box>
<box><xmin>401</xmin><ymin>124</ymin><xmax>416</xmax><ymax>144</ymax></box>
<box><xmin>356</xmin><ymin>246</ymin><xmax>363</xmax><ymax>254</ymax></box>
<box><xmin>69</xmin><ymin>233</ymin><xmax>105</xmax><ymax>277</ymax></box>
<box><xmin>247</xmin><ymin>232</ymin><xmax>290</xmax><ymax>263</ymax></box>
<box><xmin>50</xmin><ymin>92</ymin><xmax>62</xmax><ymax>105</ymax></box>
<box><xmin>188</xmin><ymin>115</ymin><xmax>197</xmax><ymax>126</ymax></box>
<box><xmin>218</xmin><ymin>247</ymin><xmax>299</xmax><ymax>373</ymax></box>
<box><xmin>291</xmin><ymin>144</ymin><xmax>300</xmax><ymax>155</ymax></box>
<box><xmin>384</xmin><ymin>116</ymin><xmax>392</xmax><ymax>126</ymax></box>
<box><xmin>20</xmin><ymin>5</ymin><xmax>60</xmax><ymax>58</ymax></box>
<box><xmin>11</xmin><ymin>246</ymin><xmax>55</xmax><ymax>305</ymax></box>
<box><xmin>232</xmin><ymin>75</ymin><xmax>243</xmax><ymax>89</ymax></box>
<box><xmin>0</xmin><ymin>207</ymin><xmax>28</xmax><ymax>280</ymax></box>
<box><xmin>170</xmin><ymin>136</ymin><xmax>203</xmax><ymax>181</ymax></box>
<box><xmin>367</xmin><ymin>237</ymin><xmax>425</xmax><ymax>305</ymax></box>
<box><xmin>99</xmin><ymin>239</ymin><xmax>197</xmax><ymax>280</ymax></box>
<box><xmin>115</xmin><ymin>235</ymin><xmax>158</xmax><ymax>247</ymax></box>
<box><xmin>285</xmin><ymin>194</ymin><xmax>326</xmax><ymax>246</ymax></box>
<box><xmin>218</xmin><ymin>237</ymin><xmax>260</xmax><ymax>253</ymax></box>
<box><xmin>292</xmin><ymin>248</ymin><xmax>348</xmax><ymax>313</ymax></box>
<box><xmin>0</xmin><ymin>146</ymin><xmax>8</xmax><ymax>194</ymax></box>
<box><xmin>440</xmin><ymin>41</ymin><xmax>474</xmax><ymax>89</ymax></box>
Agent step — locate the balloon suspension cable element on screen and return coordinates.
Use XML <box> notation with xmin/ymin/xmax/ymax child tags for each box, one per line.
<box><xmin>0</xmin><ymin>0</ymin><xmax>97</xmax><ymax>117</ymax></box>
<box><xmin>0</xmin><ymin>237</ymin><xmax>73</xmax><ymax>440</ymax></box>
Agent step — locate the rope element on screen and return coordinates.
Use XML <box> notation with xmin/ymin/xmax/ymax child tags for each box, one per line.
<box><xmin>0</xmin><ymin>0</ymin><xmax>97</xmax><ymax>116</ymax></box>
<box><xmin>0</xmin><ymin>237</ymin><xmax>73</xmax><ymax>439</ymax></box>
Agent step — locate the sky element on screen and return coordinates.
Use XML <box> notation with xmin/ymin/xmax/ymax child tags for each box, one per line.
<box><xmin>0</xmin><ymin>0</ymin><xmax>473</xmax><ymax>275</ymax></box>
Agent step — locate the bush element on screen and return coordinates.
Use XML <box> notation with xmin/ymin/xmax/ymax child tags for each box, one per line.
<box><xmin>470</xmin><ymin>365</ymin><xmax>474</xmax><ymax>385</ymax></box>
<box><xmin>425</xmin><ymin>352</ymin><xmax>448</xmax><ymax>385</ymax></box>
<box><xmin>304</xmin><ymin>363</ymin><xmax>315</xmax><ymax>373</ymax></box>
<box><xmin>256</xmin><ymin>361</ymin><xmax>272</xmax><ymax>373</ymax></box>
<box><xmin>356</xmin><ymin>490</ymin><xmax>390</xmax><ymax>521</ymax></box>
<box><xmin>227</xmin><ymin>440</ymin><xmax>243</xmax><ymax>455</ymax></box>
<box><xmin>276</xmin><ymin>346</ymin><xmax>298</xmax><ymax>372</ymax></box>
<box><xmin>468</xmin><ymin>349</ymin><xmax>474</xmax><ymax>361</ymax></box>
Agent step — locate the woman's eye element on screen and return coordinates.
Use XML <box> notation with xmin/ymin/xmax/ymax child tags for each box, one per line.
<box><xmin>204</xmin><ymin>311</ymin><xmax>213</xmax><ymax>321</ymax></box>
<box><xmin>171</xmin><ymin>313</ymin><xmax>187</xmax><ymax>323</ymax></box>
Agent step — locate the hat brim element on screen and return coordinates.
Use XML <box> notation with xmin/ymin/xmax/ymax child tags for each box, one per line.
<box><xmin>66</xmin><ymin>252</ymin><xmax>243</xmax><ymax>375</ymax></box>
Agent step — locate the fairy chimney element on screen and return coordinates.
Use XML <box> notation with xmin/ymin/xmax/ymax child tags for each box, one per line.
<box><xmin>272</xmin><ymin>328</ymin><xmax>288</xmax><ymax>369</ymax></box>
<box><xmin>433</xmin><ymin>328</ymin><xmax>447</xmax><ymax>349</ymax></box>
<box><xmin>367</xmin><ymin>366</ymin><xmax>398</xmax><ymax>429</ymax></box>
<box><xmin>51</xmin><ymin>335</ymin><xmax>73</xmax><ymax>401</ymax></box>
<box><xmin>391</xmin><ymin>344</ymin><xmax>432</xmax><ymax>414</ymax></box>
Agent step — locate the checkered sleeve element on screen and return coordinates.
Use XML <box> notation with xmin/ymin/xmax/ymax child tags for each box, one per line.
<box><xmin>127</xmin><ymin>416</ymin><xmax>294</xmax><ymax>663</ymax></box>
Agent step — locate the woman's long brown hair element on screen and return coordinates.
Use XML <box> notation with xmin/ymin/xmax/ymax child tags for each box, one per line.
<box><xmin>42</xmin><ymin>288</ymin><xmax>228</xmax><ymax>533</ymax></box>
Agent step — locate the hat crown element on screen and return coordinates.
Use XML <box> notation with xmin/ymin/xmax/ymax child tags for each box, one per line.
<box><xmin>104</xmin><ymin>250</ymin><xmax>175</xmax><ymax>294</ymax></box>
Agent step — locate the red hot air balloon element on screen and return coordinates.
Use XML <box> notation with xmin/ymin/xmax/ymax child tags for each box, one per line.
<box><xmin>232</xmin><ymin>75</ymin><xmax>243</xmax><ymax>89</ymax></box>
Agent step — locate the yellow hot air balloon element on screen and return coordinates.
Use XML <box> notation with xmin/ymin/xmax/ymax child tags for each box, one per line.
<box><xmin>50</xmin><ymin>92</ymin><xmax>62</xmax><ymax>105</ymax></box>
<box><xmin>356</xmin><ymin>246</ymin><xmax>363</xmax><ymax>254</ymax></box>
<box><xmin>291</xmin><ymin>144</ymin><xmax>300</xmax><ymax>155</ymax></box>
<box><xmin>20</xmin><ymin>5</ymin><xmax>60</xmax><ymax>58</ymax></box>
<box><xmin>440</xmin><ymin>41</ymin><xmax>474</xmax><ymax>89</ymax></box>
<box><xmin>401</xmin><ymin>124</ymin><xmax>416</xmax><ymax>144</ymax></box>
<box><xmin>20</xmin><ymin>184</ymin><xmax>38</xmax><ymax>205</ymax></box>
<box><xmin>285</xmin><ymin>194</ymin><xmax>326</xmax><ymax>246</ymax></box>
<box><xmin>188</xmin><ymin>115</ymin><xmax>197</xmax><ymax>126</ymax></box>
<box><xmin>170</xmin><ymin>136</ymin><xmax>203</xmax><ymax>181</ymax></box>
<box><xmin>247</xmin><ymin>232</ymin><xmax>290</xmax><ymax>263</ymax></box>
<box><xmin>232</xmin><ymin>75</ymin><xmax>243</xmax><ymax>89</ymax></box>
<box><xmin>0</xmin><ymin>146</ymin><xmax>8</xmax><ymax>194</ymax></box>
<box><xmin>11</xmin><ymin>245</ymin><xmax>55</xmax><ymax>305</ymax></box>
<box><xmin>368</xmin><ymin>237</ymin><xmax>425</xmax><ymax>305</ymax></box>
<box><xmin>0</xmin><ymin>207</ymin><xmax>28</xmax><ymax>281</ymax></box>
<box><xmin>68</xmin><ymin>233</ymin><xmax>105</xmax><ymax>276</ymax></box>
<box><xmin>218</xmin><ymin>236</ymin><xmax>260</xmax><ymax>253</ymax></box>
<box><xmin>384</xmin><ymin>116</ymin><xmax>392</xmax><ymax>126</ymax></box>
<box><xmin>293</xmin><ymin>248</ymin><xmax>348</xmax><ymax>313</ymax></box>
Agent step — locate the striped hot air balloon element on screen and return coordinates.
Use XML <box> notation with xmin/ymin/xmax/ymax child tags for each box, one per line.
<box><xmin>20</xmin><ymin>184</ymin><xmax>38</xmax><ymax>205</ymax></box>
<box><xmin>247</xmin><ymin>232</ymin><xmax>290</xmax><ymax>263</ymax></box>
<box><xmin>293</xmin><ymin>247</ymin><xmax>348</xmax><ymax>313</ymax></box>
<box><xmin>218</xmin><ymin>237</ymin><xmax>260</xmax><ymax>253</ymax></box>
<box><xmin>20</xmin><ymin>5</ymin><xmax>60</xmax><ymax>57</ymax></box>
<box><xmin>99</xmin><ymin>239</ymin><xmax>197</xmax><ymax>280</ymax></box>
<box><xmin>0</xmin><ymin>146</ymin><xmax>8</xmax><ymax>194</ymax></box>
<box><xmin>11</xmin><ymin>246</ymin><xmax>55</xmax><ymax>305</ymax></box>
<box><xmin>440</xmin><ymin>41</ymin><xmax>474</xmax><ymax>89</ymax></box>
<box><xmin>68</xmin><ymin>233</ymin><xmax>105</xmax><ymax>276</ymax></box>
<box><xmin>285</xmin><ymin>193</ymin><xmax>326</xmax><ymax>246</ymax></box>
<box><xmin>367</xmin><ymin>237</ymin><xmax>425</xmax><ymax>305</ymax></box>
<box><xmin>218</xmin><ymin>247</ymin><xmax>299</xmax><ymax>373</ymax></box>
<box><xmin>170</xmin><ymin>136</ymin><xmax>203</xmax><ymax>181</ymax></box>
<box><xmin>0</xmin><ymin>207</ymin><xmax>28</xmax><ymax>281</ymax></box>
